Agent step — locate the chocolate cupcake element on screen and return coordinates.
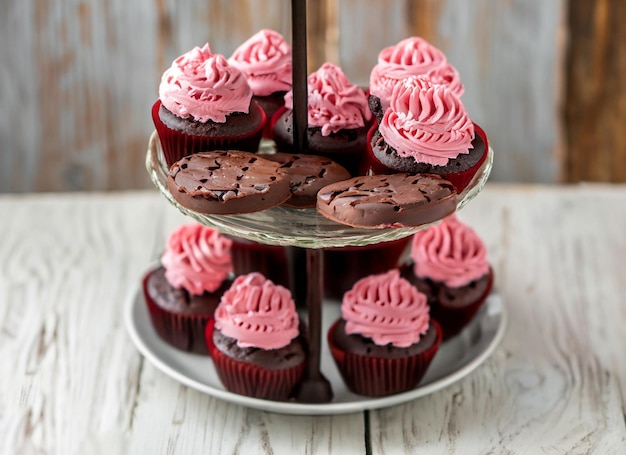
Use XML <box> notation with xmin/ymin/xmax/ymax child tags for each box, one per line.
<box><xmin>273</xmin><ymin>63</ymin><xmax>372</xmax><ymax>175</ymax></box>
<box><xmin>229</xmin><ymin>29</ymin><xmax>292</xmax><ymax>138</ymax></box>
<box><xmin>143</xmin><ymin>223</ymin><xmax>233</xmax><ymax>355</ymax></box>
<box><xmin>402</xmin><ymin>214</ymin><xmax>494</xmax><ymax>340</ymax></box>
<box><xmin>328</xmin><ymin>269</ymin><xmax>442</xmax><ymax>397</ymax></box>
<box><xmin>206</xmin><ymin>273</ymin><xmax>306</xmax><ymax>400</ymax></box>
<box><xmin>367</xmin><ymin>76</ymin><xmax>488</xmax><ymax>192</ymax></box>
<box><xmin>153</xmin><ymin>43</ymin><xmax>265</xmax><ymax>168</ymax></box>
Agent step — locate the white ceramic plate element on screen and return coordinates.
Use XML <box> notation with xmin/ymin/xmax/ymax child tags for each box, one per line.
<box><xmin>125</xmin><ymin>286</ymin><xmax>506</xmax><ymax>415</ymax></box>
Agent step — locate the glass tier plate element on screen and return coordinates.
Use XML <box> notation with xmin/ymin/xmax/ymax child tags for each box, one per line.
<box><xmin>146</xmin><ymin>132</ymin><xmax>494</xmax><ymax>248</ymax></box>
<box><xmin>125</xmin><ymin>285</ymin><xmax>506</xmax><ymax>416</ymax></box>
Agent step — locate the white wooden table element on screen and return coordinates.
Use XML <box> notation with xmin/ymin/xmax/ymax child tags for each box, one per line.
<box><xmin>1</xmin><ymin>184</ymin><xmax>625</xmax><ymax>454</ymax></box>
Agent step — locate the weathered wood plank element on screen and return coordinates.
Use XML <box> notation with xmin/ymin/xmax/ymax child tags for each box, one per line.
<box><xmin>336</xmin><ymin>0</ymin><xmax>565</xmax><ymax>184</ymax></box>
<box><xmin>371</xmin><ymin>186</ymin><xmax>626</xmax><ymax>453</ymax></box>
<box><xmin>0</xmin><ymin>192</ymin><xmax>366</xmax><ymax>455</ymax></box>
<box><xmin>565</xmin><ymin>0</ymin><xmax>626</xmax><ymax>182</ymax></box>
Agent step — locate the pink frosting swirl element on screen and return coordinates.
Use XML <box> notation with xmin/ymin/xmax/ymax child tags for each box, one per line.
<box><xmin>284</xmin><ymin>62</ymin><xmax>371</xmax><ymax>136</ymax></box>
<box><xmin>411</xmin><ymin>215</ymin><xmax>490</xmax><ymax>288</ymax></box>
<box><xmin>378</xmin><ymin>76</ymin><xmax>474</xmax><ymax>166</ymax></box>
<box><xmin>161</xmin><ymin>223</ymin><xmax>233</xmax><ymax>295</ymax></box>
<box><xmin>214</xmin><ymin>273</ymin><xmax>299</xmax><ymax>349</ymax></box>
<box><xmin>370</xmin><ymin>37</ymin><xmax>448</xmax><ymax>108</ymax></box>
<box><xmin>342</xmin><ymin>269</ymin><xmax>430</xmax><ymax>348</ymax></box>
<box><xmin>159</xmin><ymin>44</ymin><xmax>253</xmax><ymax>123</ymax></box>
<box><xmin>229</xmin><ymin>29</ymin><xmax>292</xmax><ymax>97</ymax></box>
<box><xmin>427</xmin><ymin>63</ymin><xmax>464</xmax><ymax>98</ymax></box>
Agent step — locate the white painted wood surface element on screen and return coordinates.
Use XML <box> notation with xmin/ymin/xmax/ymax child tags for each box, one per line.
<box><xmin>1</xmin><ymin>184</ymin><xmax>625</xmax><ymax>454</ymax></box>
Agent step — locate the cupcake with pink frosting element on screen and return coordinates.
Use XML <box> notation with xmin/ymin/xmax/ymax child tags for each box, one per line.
<box><xmin>366</xmin><ymin>76</ymin><xmax>488</xmax><ymax>192</ymax></box>
<box><xmin>402</xmin><ymin>215</ymin><xmax>494</xmax><ymax>339</ymax></box>
<box><xmin>273</xmin><ymin>62</ymin><xmax>372</xmax><ymax>175</ymax></box>
<box><xmin>142</xmin><ymin>223</ymin><xmax>234</xmax><ymax>355</ymax></box>
<box><xmin>369</xmin><ymin>36</ymin><xmax>463</xmax><ymax>112</ymax></box>
<box><xmin>328</xmin><ymin>269</ymin><xmax>442</xmax><ymax>397</ymax></box>
<box><xmin>152</xmin><ymin>43</ymin><xmax>265</xmax><ymax>167</ymax></box>
<box><xmin>229</xmin><ymin>29</ymin><xmax>292</xmax><ymax>138</ymax></box>
<box><xmin>205</xmin><ymin>272</ymin><xmax>306</xmax><ymax>400</ymax></box>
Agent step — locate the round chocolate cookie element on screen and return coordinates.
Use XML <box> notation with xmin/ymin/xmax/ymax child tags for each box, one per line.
<box><xmin>263</xmin><ymin>152</ymin><xmax>351</xmax><ymax>208</ymax></box>
<box><xmin>316</xmin><ymin>173</ymin><xmax>458</xmax><ymax>229</ymax></box>
<box><xmin>167</xmin><ymin>151</ymin><xmax>291</xmax><ymax>215</ymax></box>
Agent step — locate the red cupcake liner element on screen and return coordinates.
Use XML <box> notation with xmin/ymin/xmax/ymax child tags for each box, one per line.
<box><xmin>323</xmin><ymin>236</ymin><xmax>412</xmax><ymax>300</ymax></box>
<box><xmin>328</xmin><ymin>320</ymin><xmax>442</xmax><ymax>397</ymax></box>
<box><xmin>431</xmin><ymin>268</ymin><xmax>495</xmax><ymax>340</ymax></box>
<box><xmin>152</xmin><ymin>100</ymin><xmax>266</xmax><ymax>168</ymax></box>
<box><xmin>142</xmin><ymin>270</ymin><xmax>212</xmax><ymax>355</ymax></box>
<box><xmin>227</xmin><ymin>236</ymin><xmax>290</xmax><ymax>289</ymax></box>
<box><xmin>205</xmin><ymin>319</ymin><xmax>305</xmax><ymax>401</ymax></box>
<box><xmin>439</xmin><ymin>123</ymin><xmax>490</xmax><ymax>193</ymax></box>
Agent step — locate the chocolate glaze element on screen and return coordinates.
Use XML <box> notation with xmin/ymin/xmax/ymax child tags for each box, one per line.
<box><xmin>316</xmin><ymin>173</ymin><xmax>458</xmax><ymax>229</ymax></box>
<box><xmin>264</xmin><ymin>152</ymin><xmax>351</xmax><ymax>208</ymax></box>
<box><xmin>167</xmin><ymin>151</ymin><xmax>291</xmax><ymax>214</ymax></box>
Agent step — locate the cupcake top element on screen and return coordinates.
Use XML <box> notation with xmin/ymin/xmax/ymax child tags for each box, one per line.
<box><xmin>229</xmin><ymin>29</ymin><xmax>292</xmax><ymax>97</ymax></box>
<box><xmin>284</xmin><ymin>62</ymin><xmax>372</xmax><ymax>136</ymax></box>
<box><xmin>159</xmin><ymin>43</ymin><xmax>253</xmax><ymax>123</ymax></box>
<box><xmin>214</xmin><ymin>272</ymin><xmax>299</xmax><ymax>349</ymax></box>
<box><xmin>370</xmin><ymin>36</ymin><xmax>464</xmax><ymax>107</ymax></box>
<box><xmin>378</xmin><ymin>76</ymin><xmax>474</xmax><ymax>166</ymax></box>
<box><xmin>161</xmin><ymin>223</ymin><xmax>233</xmax><ymax>295</ymax></box>
<box><xmin>411</xmin><ymin>215</ymin><xmax>490</xmax><ymax>288</ymax></box>
<box><xmin>341</xmin><ymin>269</ymin><xmax>430</xmax><ymax>348</ymax></box>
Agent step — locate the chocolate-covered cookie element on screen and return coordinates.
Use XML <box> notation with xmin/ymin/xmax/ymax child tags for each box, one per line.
<box><xmin>168</xmin><ymin>151</ymin><xmax>291</xmax><ymax>215</ymax></box>
<box><xmin>316</xmin><ymin>173</ymin><xmax>457</xmax><ymax>229</ymax></box>
<box><xmin>263</xmin><ymin>152</ymin><xmax>351</xmax><ymax>208</ymax></box>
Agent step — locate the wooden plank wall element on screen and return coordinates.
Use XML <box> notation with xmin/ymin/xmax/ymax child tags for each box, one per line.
<box><xmin>0</xmin><ymin>0</ymin><xmax>623</xmax><ymax>193</ymax></box>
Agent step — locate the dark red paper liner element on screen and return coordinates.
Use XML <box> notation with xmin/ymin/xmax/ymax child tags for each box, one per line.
<box><xmin>323</xmin><ymin>237</ymin><xmax>412</xmax><ymax>300</ymax></box>
<box><xmin>328</xmin><ymin>320</ymin><xmax>442</xmax><ymax>397</ymax></box>
<box><xmin>152</xmin><ymin>100</ymin><xmax>266</xmax><ymax>168</ymax></box>
<box><xmin>205</xmin><ymin>319</ymin><xmax>305</xmax><ymax>401</ymax></box>
<box><xmin>142</xmin><ymin>269</ymin><xmax>212</xmax><ymax>355</ymax></box>
<box><xmin>439</xmin><ymin>123</ymin><xmax>490</xmax><ymax>193</ymax></box>
<box><xmin>431</xmin><ymin>267</ymin><xmax>495</xmax><ymax>340</ymax></box>
<box><xmin>227</xmin><ymin>236</ymin><xmax>290</xmax><ymax>289</ymax></box>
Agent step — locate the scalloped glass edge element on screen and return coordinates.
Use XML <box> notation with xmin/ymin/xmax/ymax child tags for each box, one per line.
<box><xmin>146</xmin><ymin>132</ymin><xmax>493</xmax><ymax>248</ymax></box>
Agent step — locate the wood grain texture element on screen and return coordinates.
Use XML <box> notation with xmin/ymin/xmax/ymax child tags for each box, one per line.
<box><xmin>11</xmin><ymin>1</ymin><xmax>626</xmax><ymax>190</ymax></box>
<box><xmin>0</xmin><ymin>192</ymin><xmax>366</xmax><ymax>455</ymax></box>
<box><xmin>0</xmin><ymin>0</ymin><xmax>292</xmax><ymax>193</ymax></box>
<box><xmin>565</xmin><ymin>0</ymin><xmax>626</xmax><ymax>182</ymax></box>
<box><xmin>336</xmin><ymin>0</ymin><xmax>565</xmax><ymax>184</ymax></box>
<box><xmin>371</xmin><ymin>185</ymin><xmax>626</xmax><ymax>453</ymax></box>
<box><xmin>1</xmin><ymin>187</ymin><xmax>626</xmax><ymax>453</ymax></box>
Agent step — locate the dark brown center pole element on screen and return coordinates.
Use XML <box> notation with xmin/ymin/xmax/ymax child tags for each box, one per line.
<box><xmin>291</xmin><ymin>0</ymin><xmax>308</xmax><ymax>153</ymax></box>
<box><xmin>291</xmin><ymin>0</ymin><xmax>333</xmax><ymax>403</ymax></box>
